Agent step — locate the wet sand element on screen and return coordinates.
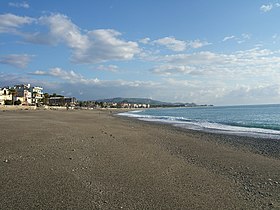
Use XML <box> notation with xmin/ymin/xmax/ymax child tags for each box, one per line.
<box><xmin>0</xmin><ymin>109</ymin><xmax>279</xmax><ymax>209</ymax></box>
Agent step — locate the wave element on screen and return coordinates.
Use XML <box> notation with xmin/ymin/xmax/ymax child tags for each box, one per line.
<box><xmin>118</xmin><ymin>111</ymin><xmax>280</xmax><ymax>139</ymax></box>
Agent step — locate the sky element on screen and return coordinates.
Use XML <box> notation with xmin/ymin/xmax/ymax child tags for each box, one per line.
<box><xmin>1</xmin><ymin>0</ymin><xmax>280</xmax><ymax>105</ymax></box>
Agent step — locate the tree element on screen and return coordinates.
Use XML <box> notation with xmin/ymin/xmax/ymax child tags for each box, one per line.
<box><xmin>8</xmin><ymin>88</ymin><xmax>17</xmax><ymax>105</ymax></box>
<box><xmin>42</xmin><ymin>93</ymin><xmax>50</xmax><ymax>105</ymax></box>
<box><xmin>4</xmin><ymin>100</ymin><xmax>13</xmax><ymax>105</ymax></box>
<box><xmin>50</xmin><ymin>93</ymin><xmax>63</xmax><ymax>97</ymax></box>
<box><xmin>14</xmin><ymin>99</ymin><xmax>21</xmax><ymax>105</ymax></box>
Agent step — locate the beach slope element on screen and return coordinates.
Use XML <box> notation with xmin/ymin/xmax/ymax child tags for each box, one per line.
<box><xmin>0</xmin><ymin>110</ymin><xmax>279</xmax><ymax>209</ymax></box>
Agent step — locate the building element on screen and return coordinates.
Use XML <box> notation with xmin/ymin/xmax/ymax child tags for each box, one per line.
<box><xmin>14</xmin><ymin>84</ymin><xmax>44</xmax><ymax>105</ymax></box>
<box><xmin>49</xmin><ymin>97</ymin><xmax>77</xmax><ymax>106</ymax></box>
<box><xmin>118</xmin><ymin>103</ymin><xmax>150</xmax><ymax>109</ymax></box>
<box><xmin>0</xmin><ymin>84</ymin><xmax>44</xmax><ymax>106</ymax></box>
<box><xmin>64</xmin><ymin>97</ymin><xmax>77</xmax><ymax>106</ymax></box>
<box><xmin>0</xmin><ymin>87</ymin><xmax>12</xmax><ymax>105</ymax></box>
<box><xmin>14</xmin><ymin>84</ymin><xmax>32</xmax><ymax>105</ymax></box>
<box><xmin>31</xmin><ymin>86</ymin><xmax>44</xmax><ymax>104</ymax></box>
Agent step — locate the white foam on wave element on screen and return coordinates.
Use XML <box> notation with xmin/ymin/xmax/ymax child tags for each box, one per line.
<box><xmin>118</xmin><ymin>111</ymin><xmax>190</xmax><ymax>121</ymax></box>
<box><xmin>175</xmin><ymin>121</ymin><xmax>280</xmax><ymax>139</ymax></box>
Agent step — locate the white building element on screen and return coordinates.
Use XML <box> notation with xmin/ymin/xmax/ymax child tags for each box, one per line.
<box><xmin>0</xmin><ymin>84</ymin><xmax>44</xmax><ymax>105</ymax></box>
<box><xmin>31</xmin><ymin>86</ymin><xmax>44</xmax><ymax>104</ymax></box>
<box><xmin>0</xmin><ymin>87</ymin><xmax>12</xmax><ymax>105</ymax></box>
<box><xmin>14</xmin><ymin>84</ymin><xmax>32</xmax><ymax>105</ymax></box>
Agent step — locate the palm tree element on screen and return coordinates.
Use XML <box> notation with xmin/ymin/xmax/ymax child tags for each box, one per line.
<box><xmin>42</xmin><ymin>93</ymin><xmax>50</xmax><ymax>105</ymax></box>
<box><xmin>9</xmin><ymin>88</ymin><xmax>17</xmax><ymax>105</ymax></box>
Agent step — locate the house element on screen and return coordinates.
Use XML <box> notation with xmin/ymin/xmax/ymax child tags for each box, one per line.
<box><xmin>0</xmin><ymin>84</ymin><xmax>44</xmax><ymax>106</ymax></box>
<box><xmin>0</xmin><ymin>87</ymin><xmax>12</xmax><ymax>105</ymax></box>
<box><xmin>31</xmin><ymin>86</ymin><xmax>43</xmax><ymax>104</ymax></box>
<box><xmin>13</xmin><ymin>84</ymin><xmax>44</xmax><ymax>105</ymax></box>
<box><xmin>14</xmin><ymin>84</ymin><xmax>32</xmax><ymax>105</ymax></box>
<box><xmin>49</xmin><ymin>97</ymin><xmax>77</xmax><ymax>106</ymax></box>
<box><xmin>64</xmin><ymin>97</ymin><xmax>77</xmax><ymax>106</ymax></box>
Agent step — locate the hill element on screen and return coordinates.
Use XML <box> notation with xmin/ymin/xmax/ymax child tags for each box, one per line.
<box><xmin>96</xmin><ymin>97</ymin><xmax>202</xmax><ymax>107</ymax></box>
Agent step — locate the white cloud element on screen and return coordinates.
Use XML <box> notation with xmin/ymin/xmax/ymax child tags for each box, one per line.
<box><xmin>30</xmin><ymin>14</ymin><xmax>140</xmax><ymax>63</ymax></box>
<box><xmin>139</xmin><ymin>37</ymin><xmax>151</xmax><ymax>44</ymax></box>
<box><xmin>159</xmin><ymin>51</ymin><xmax>224</xmax><ymax>66</ymax></box>
<box><xmin>0</xmin><ymin>13</ymin><xmax>35</xmax><ymax>33</ymax></box>
<box><xmin>153</xmin><ymin>37</ymin><xmax>187</xmax><ymax>52</ymax></box>
<box><xmin>38</xmin><ymin>14</ymin><xmax>89</xmax><ymax>49</ymax></box>
<box><xmin>0</xmin><ymin>54</ymin><xmax>33</xmax><ymax>68</ymax></box>
<box><xmin>157</xmin><ymin>78</ymin><xmax>280</xmax><ymax>105</ymax></box>
<box><xmin>162</xmin><ymin>48</ymin><xmax>277</xmax><ymax>65</ymax></box>
<box><xmin>97</xmin><ymin>65</ymin><xmax>119</xmax><ymax>72</ymax></box>
<box><xmin>242</xmin><ymin>33</ymin><xmax>251</xmax><ymax>40</ymax></box>
<box><xmin>223</xmin><ymin>34</ymin><xmax>250</xmax><ymax>44</ymax></box>
<box><xmin>260</xmin><ymin>4</ymin><xmax>273</xmax><ymax>12</ymax></box>
<box><xmin>223</xmin><ymin>35</ymin><xmax>235</xmax><ymax>42</ymax></box>
<box><xmin>151</xmin><ymin>65</ymin><xmax>194</xmax><ymax>76</ymax></box>
<box><xmin>259</xmin><ymin>3</ymin><xmax>280</xmax><ymax>13</ymax></box>
<box><xmin>219</xmin><ymin>84</ymin><xmax>280</xmax><ymax>105</ymax></box>
<box><xmin>31</xmin><ymin>70</ymin><xmax>46</xmax><ymax>75</ymax></box>
<box><xmin>188</xmin><ymin>40</ymin><xmax>211</xmax><ymax>48</ymax></box>
<box><xmin>29</xmin><ymin>68</ymin><xmax>158</xmax><ymax>95</ymax></box>
<box><xmin>8</xmin><ymin>1</ymin><xmax>30</xmax><ymax>8</ymax></box>
<box><xmin>151</xmin><ymin>48</ymin><xmax>280</xmax><ymax>82</ymax></box>
<box><xmin>31</xmin><ymin>67</ymin><xmax>157</xmax><ymax>88</ymax></box>
<box><xmin>79</xmin><ymin>29</ymin><xmax>140</xmax><ymax>63</ymax></box>
<box><xmin>1</xmin><ymin>13</ymin><xmax>140</xmax><ymax>64</ymax></box>
<box><xmin>151</xmin><ymin>48</ymin><xmax>280</xmax><ymax>103</ymax></box>
<box><xmin>152</xmin><ymin>37</ymin><xmax>210</xmax><ymax>51</ymax></box>
<box><xmin>31</xmin><ymin>67</ymin><xmax>100</xmax><ymax>85</ymax></box>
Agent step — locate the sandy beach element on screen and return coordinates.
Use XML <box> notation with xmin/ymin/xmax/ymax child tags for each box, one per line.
<box><xmin>0</xmin><ymin>109</ymin><xmax>279</xmax><ymax>209</ymax></box>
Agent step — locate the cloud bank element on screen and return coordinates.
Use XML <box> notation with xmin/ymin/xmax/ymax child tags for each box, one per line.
<box><xmin>1</xmin><ymin>13</ymin><xmax>140</xmax><ymax>64</ymax></box>
<box><xmin>0</xmin><ymin>54</ymin><xmax>33</xmax><ymax>68</ymax></box>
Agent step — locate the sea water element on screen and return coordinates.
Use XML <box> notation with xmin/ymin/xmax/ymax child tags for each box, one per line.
<box><xmin>118</xmin><ymin>104</ymin><xmax>280</xmax><ymax>139</ymax></box>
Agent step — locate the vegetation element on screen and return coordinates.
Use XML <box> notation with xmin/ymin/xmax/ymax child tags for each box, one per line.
<box><xmin>4</xmin><ymin>100</ymin><xmax>13</xmax><ymax>105</ymax></box>
<box><xmin>41</xmin><ymin>93</ymin><xmax>50</xmax><ymax>105</ymax></box>
<box><xmin>14</xmin><ymin>99</ymin><xmax>22</xmax><ymax>105</ymax></box>
<box><xmin>78</xmin><ymin>101</ymin><xmax>106</xmax><ymax>108</ymax></box>
<box><xmin>50</xmin><ymin>93</ymin><xmax>64</xmax><ymax>97</ymax></box>
<box><xmin>4</xmin><ymin>99</ymin><xmax>21</xmax><ymax>105</ymax></box>
<box><xmin>8</xmin><ymin>88</ymin><xmax>17</xmax><ymax>105</ymax></box>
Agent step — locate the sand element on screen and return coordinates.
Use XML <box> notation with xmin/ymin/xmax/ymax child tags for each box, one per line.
<box><xmin>0</xmin><ymin>109</ymin><xmax>279</xmax><ymax>209</ymax></box>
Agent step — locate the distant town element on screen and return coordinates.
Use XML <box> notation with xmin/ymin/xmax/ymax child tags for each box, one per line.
<box><xmin>0</xmin><ymin>83</ymin><xmax>212</xmax><ymax>110</ymax></box>
<box><xmin>0</xmin><ymin>83</ymin><xmax>151</xmax><ymax>109</ymax></box>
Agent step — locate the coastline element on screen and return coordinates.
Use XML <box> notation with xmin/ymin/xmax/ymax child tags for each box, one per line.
<box><xmin>1</xmin><ymin>109</ymin><xmax>279</xmax><ymax>209</ymax></box>
<box><xmin>118</xmin><ymin>106</ymin><xmax>280</xmax><ymax>140</ymax></box>
<box><xmin>116</xmin><ymin>111</ymin><xmax>280</xmax><ymax>160</ymax></box>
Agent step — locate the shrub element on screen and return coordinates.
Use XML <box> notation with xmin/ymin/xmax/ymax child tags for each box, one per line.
<box><xmin>14</xmin><ymin>100</ymin><xmax>22</xmax><ymax>105</ymax></box>
<box><xmin>4</xmin><ymin>100</ymin><xmax>13</xmax><ymax>105</ymax></box>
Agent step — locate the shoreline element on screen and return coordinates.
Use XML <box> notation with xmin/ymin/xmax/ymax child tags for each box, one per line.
<box><xmin>117</xmin><ymin>108</ymin><xmax>280</xmax><ymax>140</ymax></box>
<box><xmin>116</xmin><ymin>112</ymin><xmax>280</xmax><ymax>160</ymax></box>
<box><xmin>1</xmin><ymin>109</ymin><xmax>279</xmax><ymax>209</ymax></box>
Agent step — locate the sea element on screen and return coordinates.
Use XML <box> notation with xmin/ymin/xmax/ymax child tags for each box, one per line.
<box><xmin>118</xmin><ymin>104</ymin><xmax>280</xmax><ymax>139</ymax></box>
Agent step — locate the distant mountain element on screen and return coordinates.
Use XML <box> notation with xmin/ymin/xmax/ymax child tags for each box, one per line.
<box><xmin>96</xmin><ymin>97</ymin><xmax>170</xmax><ymax>105</ymax></box>
<box><xmin>96</xmin><ymin>97</ymin><xmax>201</xmax><ymax>107</ymax></box>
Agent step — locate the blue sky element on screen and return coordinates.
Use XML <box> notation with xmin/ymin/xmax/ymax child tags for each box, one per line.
<box><xmin>1</xmin><ymin>0</ymin><xmax>280</xmax><ymax>105</ymax></box>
